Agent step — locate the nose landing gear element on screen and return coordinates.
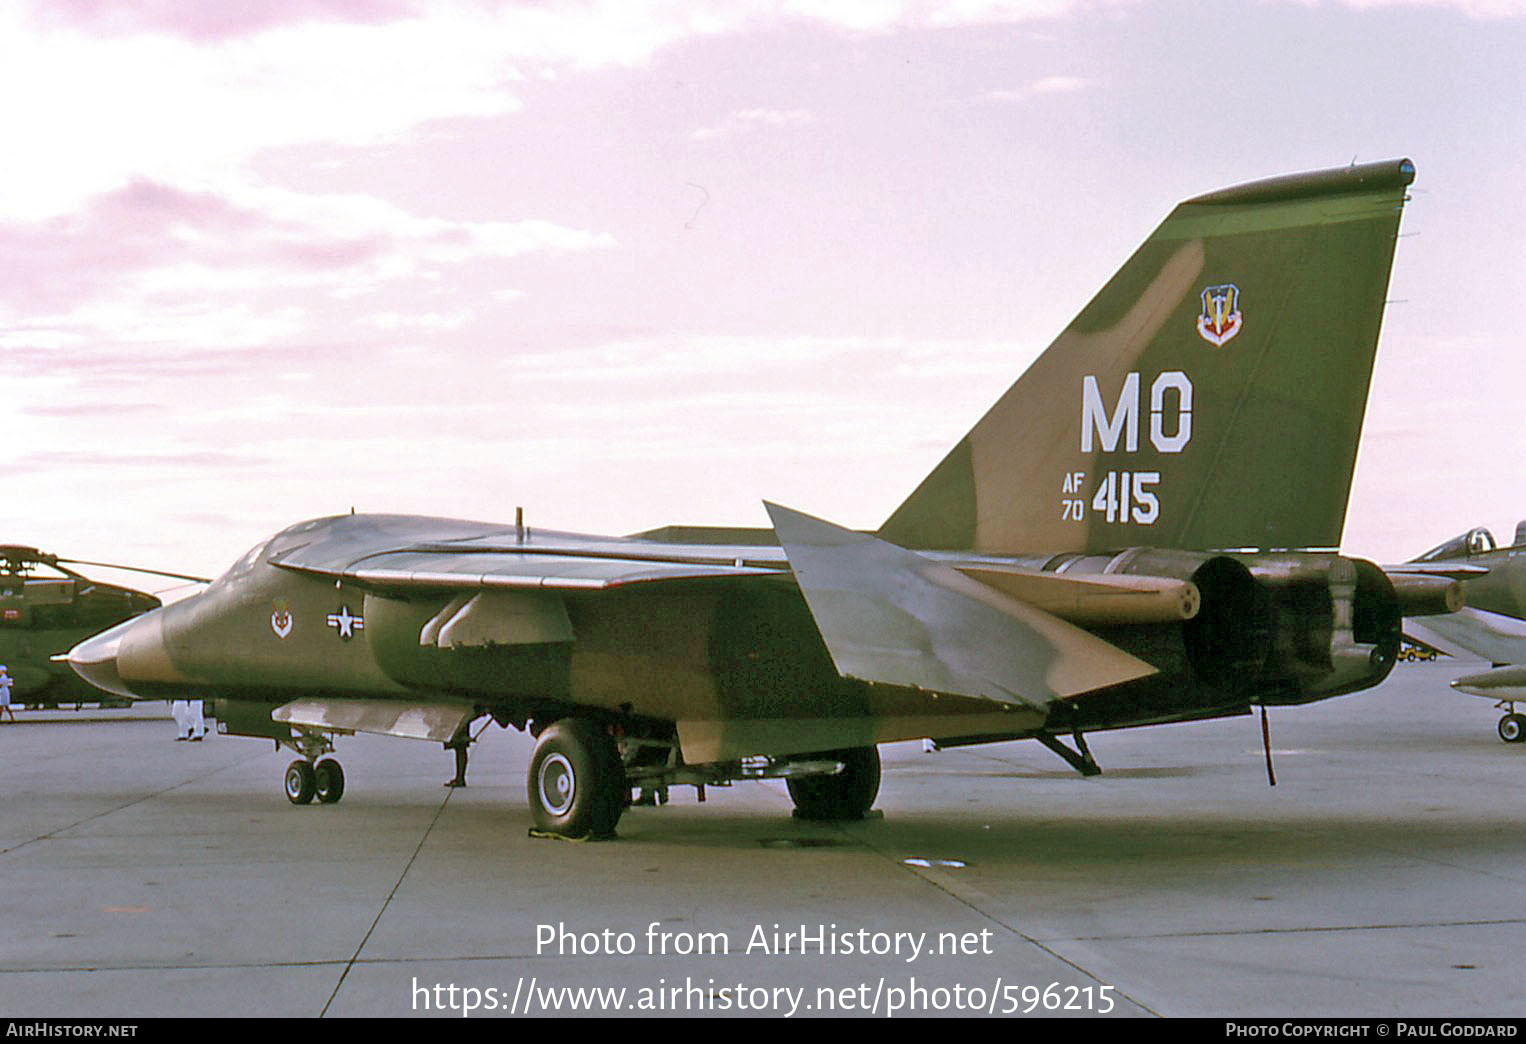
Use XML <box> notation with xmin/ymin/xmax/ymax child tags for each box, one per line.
<box><xmin>281</xmin><ymin>728</ymin><xmax>346</xmax><ymax>805</ymax></box>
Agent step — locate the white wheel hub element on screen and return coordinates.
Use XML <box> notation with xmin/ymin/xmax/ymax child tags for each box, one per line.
<box><xmin>538</xmin><ymin>753</ymin><xmax>576</xmax><ymax>816</ymax></box>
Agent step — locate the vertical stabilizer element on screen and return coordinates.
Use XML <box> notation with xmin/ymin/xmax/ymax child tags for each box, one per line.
<box><xmin>879</xmin><ymin>160</ymin><xmax>1414</xmax><ymax>554</ymax></box>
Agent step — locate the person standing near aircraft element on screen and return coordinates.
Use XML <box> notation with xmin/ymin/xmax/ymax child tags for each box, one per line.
<box><xmin>0</xmin><ymin>665</ymin><xmax>14</xmax><ymax>722</ymax></box>
<box><xmin>171</xmin><ymin>698</ymin><xmax>207</xmax><ymax>741</ymax></box>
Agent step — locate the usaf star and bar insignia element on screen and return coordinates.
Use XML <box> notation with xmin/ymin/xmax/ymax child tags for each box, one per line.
<box><xmin>326</xmin><ymin>605</ymin><xmax>365</xmax><ymax>641</ymax></box>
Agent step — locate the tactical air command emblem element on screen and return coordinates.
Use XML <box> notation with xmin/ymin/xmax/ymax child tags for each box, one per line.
<box><xmin>270</xmin><ymin>602</ymin><xmax>293</xmax><ymax>639</ymax></box>
<box><xmin>1196</xmin><ymin>283</ymin><xmax>1242</xmax><ymax>347</ymax></box>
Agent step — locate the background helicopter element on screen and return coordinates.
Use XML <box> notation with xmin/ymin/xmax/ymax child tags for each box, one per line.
<box><xmin>0</xmin><ymin>545</ymin><xmax>205</xmax><ymax>710</ymax></box>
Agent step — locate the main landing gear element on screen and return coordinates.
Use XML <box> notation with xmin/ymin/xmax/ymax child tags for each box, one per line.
<box><xmin>284</xmin><ymin>757</ymin><xmax>346</xmax><ymax>804</ymax></box>
<box><xmin>523</xmin><ymin>718</ymin><xmax>884</xmax><ymax>839</ymax></box>
<box><xmin>281</xmin><ymin>729</ymin><xmax>347</xmax><ymax>805</ymax></box>
<box><xmin>527</xmin><ymin>720</ymin><xmax>626</xmax><ymax>839</ymax></box>
<box><xmin>785</xmin><ymin>747</ymin><xmax>881</xmax><ymax>821</ymax></box>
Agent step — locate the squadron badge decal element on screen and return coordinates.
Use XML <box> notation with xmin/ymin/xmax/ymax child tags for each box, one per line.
<box><xmin>270</xmin><ymin>602</ymin><xmax>293</xmax><ymax>639</ymax></box>
<box><xmin>1196</xmin><ymin>283</ymin><xmax>1242</xmax><ymax>347</ymax></box>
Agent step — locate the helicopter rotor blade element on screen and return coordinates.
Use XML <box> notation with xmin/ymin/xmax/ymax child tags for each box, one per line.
<box><xmin>53</xmin><ymin>558</ymin><xmax>211</xmax><ymax>585</ymax></box>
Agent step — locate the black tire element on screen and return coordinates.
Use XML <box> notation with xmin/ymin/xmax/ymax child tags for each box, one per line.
<box><xmin>314</xmin><ymin>758</ymin><xmax>346</xmax><ymax>803</ymax></box>
<box><xmin>1499</xmin><ymin>714</ymin><xmax>1526</xmax><ymax>744</ymax></box>
<box><xmin>527</xmin><ymin>720</ymin><xmax>625</xmax><ymax>838</ymax></box>
<box><xmin>786</xmin><ymin>746</ymin><xmax>881</xmax><ymax>821</ymax></box>
<box><xmin>285</xmin><ymin>760</ymin><xmax>316</xmax><ymax>805</ymax></box>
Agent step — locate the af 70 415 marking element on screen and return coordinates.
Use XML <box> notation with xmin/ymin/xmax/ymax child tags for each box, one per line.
<box><xmin>1059</xmin><ymin>471</ymin><xmax>1159</xmax><ymax>524</ymax></box>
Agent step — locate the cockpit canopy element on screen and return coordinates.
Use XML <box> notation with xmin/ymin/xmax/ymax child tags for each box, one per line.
<box><xmin>1415</xmin><ymin>525</ymin><xmax>1503</xmax><ymax>562</ymax></box>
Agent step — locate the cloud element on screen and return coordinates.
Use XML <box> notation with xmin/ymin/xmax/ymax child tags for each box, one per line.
<box><xmin>35</xmin><ymin>1</ymin><xmax>1132</xmax><ymax>45</ymax></box>
<box><xmin>9</xmin><ymin>448</ymin><xmax>271</xmax><ymax>476</ymax></box>
<box><xmin>1</xmin><ymin>2</ymin><xmax>1139</xmax><ymax>221</ymax></box>
<box><xmin>0</xmin><ymin>178</ymin><xmax>612</xmax><ymax>352</ymax></box>
<box><xmin>1287</xmin><ymin>0</ymin><xmax>1526</xmax><ymax>17</ymax></box>
<box><xmin>783</xmin><ymin>0</ymin><xmax>1103</xmax><ymax>31</ymax></box>
<box><xmin>691</xmin><ymin>107</ymin><xmax>818</xmax><ymax>141</ymax></box>
<box><xmin>0</xmin><ymin>7</ymin><xmax>524</xmax><ymax>220</ymax></box>
<box><xmin>19</xmin><ymin>402</ymin><xmax>163</xmax><ymax>418</ymax></box>
<box><xmin>985</xmin><ymin>75</ymin><xmax>1098</xmax><ymax>103</ymax></box>
<box><xmin>29</xmin><ymin>0</ymin><xmax>418</xmax><ymax>42</ymax></box>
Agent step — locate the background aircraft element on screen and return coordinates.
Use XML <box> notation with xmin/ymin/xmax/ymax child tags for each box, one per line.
<box><xmin>1404</xmin><ymin>524</ymin><xmax>1526</xmax><ymax>742</ymax></box>
<box><xmin>0</xmin><ymin>546</ymin><xmax>202</xmax><ymax>710</ymax></box>
<box><xmin>67</xmin><ymin>159</ymin><xmax>1451</xmax><ymax>839</ymax></box>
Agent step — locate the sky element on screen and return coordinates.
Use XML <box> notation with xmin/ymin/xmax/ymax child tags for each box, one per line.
<box><xmin>2</xmin><ymin>0</ymin><xmax>1524</xmax><ymax>587</ymax></box>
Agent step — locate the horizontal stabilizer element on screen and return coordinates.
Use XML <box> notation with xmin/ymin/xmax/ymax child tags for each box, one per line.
<box><xmin>1385</xmin><ymin>563</ymin><xmax>1489</xmax><ymax>580</ymax></box>
<box><xmin>1406</xmin><ymin>608</ymin><xmax>1526</xmax><ymax>665</ymax></box>
<box><xmin>765</xmin><ymin>502</ymin><xmax>1156</xmax><ymax>707</ymax></box>
<box><xmin>273</xmin><ymin>698</ymin><xmax>476</xmax><ymax>742</ymax></box>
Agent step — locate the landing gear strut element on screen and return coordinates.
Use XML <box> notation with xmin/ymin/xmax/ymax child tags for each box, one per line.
<box><xmin>445</xmin><ymin>726</ymin><xmax>471</xmax><ymax>788</ymax></box>
<box><xmin>1035</xmin><ymin>730</ymin><xmax>1102</xmax><ymax>777</ymax></box>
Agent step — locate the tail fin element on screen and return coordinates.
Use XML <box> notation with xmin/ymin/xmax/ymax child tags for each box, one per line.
<box><xmin>879</xmin><ymin>159</ymin><xmax>1414</xmax><ymax>554</ymax></box>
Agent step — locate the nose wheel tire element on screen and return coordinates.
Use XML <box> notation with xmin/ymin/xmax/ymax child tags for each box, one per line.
<box><xmin>1499</xmin><ymin>714</ymin><xmax>1526</xmax><ymax>744</ymax></box>
<box><xmin>787</xmin><ymin>746</ymin><xmax>882</xmax><ymax>821</ymax></box>
<box><xmin>285</xmin><ymin>759</ymin><xmax>317</xmax><ymax>805</ymax></box>
<box><xmin>528</xmin><ymin>720</ymin><xmax>625</xmax><ymax>838</ymax></box>
<box><xmin>314</xmin><ymin>758</ymin><xmax>346</xmax><ymax>803</ymax></box>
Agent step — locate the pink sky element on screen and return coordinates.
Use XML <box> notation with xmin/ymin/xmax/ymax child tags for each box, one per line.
<box><xmin>3</xmin><ymin>0</ymin><xmax>1525</xmax><ymax>584</ymax></box>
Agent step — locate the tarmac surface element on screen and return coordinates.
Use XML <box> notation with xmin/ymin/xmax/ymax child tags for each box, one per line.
<box><xmin>1</xmin><ymin>661</ymin><xmax>1522</xmax><ymax>1019</ymax></box>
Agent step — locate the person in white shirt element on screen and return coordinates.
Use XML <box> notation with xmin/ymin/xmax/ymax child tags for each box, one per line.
<box><xmin>0</xmin><ymin>665</ymin><xmax>13</xmax><ymax>723</ymax></box>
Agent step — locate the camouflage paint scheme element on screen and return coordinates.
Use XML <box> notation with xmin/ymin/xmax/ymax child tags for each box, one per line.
<box><xmin>67</xmin><ymin>160</ymin><xmax>1430</xmax><ymax>827</ymax></box>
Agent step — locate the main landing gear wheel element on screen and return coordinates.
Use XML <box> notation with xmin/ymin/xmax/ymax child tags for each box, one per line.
<box><xmin>285</xmin><ymin>760</ymin><xmax>316</xmax><ymax>805</ymax></box>
<box><xmin>787</xmin><ymin>746</ymin><xmax>881</xmax><ymax>821</ymax></box>
<box><xmin>314</xmin><ymin>758</ymin><xmax>346</xmax><ymax>803</ymax></box>
<box><xmin>527</xmin><ymin>720</ymin><xmax>625</xmax><ymax>839</ymax></box>
<box><xmin>1499</xmin><ymin>714</ymin><xmax>1526</xmax><ymax>744</ymax></box>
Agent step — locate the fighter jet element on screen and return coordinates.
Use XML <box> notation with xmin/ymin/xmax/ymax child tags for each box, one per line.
<box><xmin>68</xmin><ymin>159</ymin><xmax>1442</xmax><ymax>838</ymax></box>
<box><xmin>1403</xmin><ymin>523</ymin><xmax>1526</xmax><ymax>742</ymax></box>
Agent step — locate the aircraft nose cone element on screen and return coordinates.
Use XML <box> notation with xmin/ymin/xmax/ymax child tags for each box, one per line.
<box><xmin>64</xmin><ymin>617</ymin><xmax>139</xmax><ymax>700</ymax></box>
<box><xmin>68</xmin><ymin>607</ymin><xmax>188</xmax><ymax>697</ymax></box>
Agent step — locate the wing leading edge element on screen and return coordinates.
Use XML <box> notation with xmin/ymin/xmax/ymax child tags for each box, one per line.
<box><xmin>272</xmin><ymin>547</ymin><xmax>779</xmax><ymax>591</ymax></box>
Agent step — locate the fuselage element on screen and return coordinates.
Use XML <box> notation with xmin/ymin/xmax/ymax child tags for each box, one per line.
<box><xmin>68</xmin><ymin>512</ymin><xmax>1402</xmax><ymax>764</ymax></box>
